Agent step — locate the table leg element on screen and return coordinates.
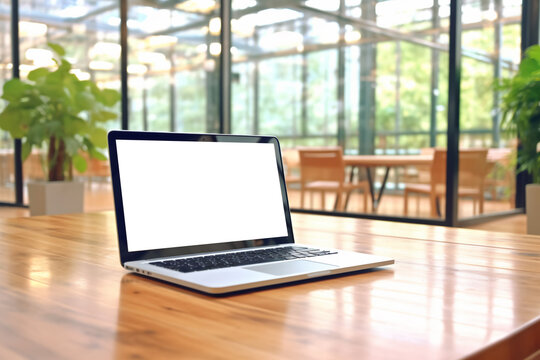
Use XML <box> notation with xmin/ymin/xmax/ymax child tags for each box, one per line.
<box><xmin>343</xmin><ymin>166</ymin><xmax>357</xmax><ymax>210</ymax></box>
<box><xmin>367</xmin><ymin>166</ymin><xmax>391</xmax><ymax>212</ymax></box>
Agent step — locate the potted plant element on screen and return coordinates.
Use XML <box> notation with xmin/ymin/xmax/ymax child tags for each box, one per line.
<box><xmin>498</xmin><ymin>44</ymin><xmax>540</xmax><ymax>235</ymax></box>
<box><xmin>0</xmin><ymin>43</ymin><xmax>120</xmax><ymax>215</ymax></box>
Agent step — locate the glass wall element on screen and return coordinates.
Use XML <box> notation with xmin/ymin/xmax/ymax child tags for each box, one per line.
<box><xmin>126</xmin><ymin>1</ymin><xmax>217</xmax><ymax>133</ymax></box>
<box><xmin>456</xmin><ymin>0</ymin><xmax>520</xmax><ymax>219</ymax></box>
<box><xmin>229</xmin><ymin>0</ymin><xmax>520</xmax><ymax>220</ymax></box>
<box><xmin>0</xmin><ymin>0</ymin><xmax>525</xmax><ymax>224</ymax></box>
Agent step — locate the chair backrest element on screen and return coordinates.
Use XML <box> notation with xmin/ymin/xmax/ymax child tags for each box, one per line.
<box><xmin>282</xmin><ymin>148</ymin><xmax>300</xmax><ymax>175</ymax></box>
<box><xmin>458</xmin><ymin>148</ymin><xmax>488</xmax><ymax>188</ymax></box>
<box><xmin>298</xmin><ymin>148</ymin><xmax>345</xmax><ymax>184</ymax></box>
<box><xmin>429</xmin><ymin>148</ymin><xmax>488</xmax><ymax>190</ymax></box>
<box><xmin>430</xmin><ymin>149</ymin><xmax>447</xmax><ymax>189</ymax></box>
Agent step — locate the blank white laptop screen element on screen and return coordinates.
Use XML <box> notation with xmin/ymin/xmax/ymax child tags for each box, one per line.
<box><xmin>116</xmin><ymin>140</ymin><xmax>288</xmax><ymax>252</ymax></box>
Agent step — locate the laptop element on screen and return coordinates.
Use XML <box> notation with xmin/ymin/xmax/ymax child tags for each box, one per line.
<box><xmin>108</xmin><ymin>130</ymin><xmax>394</xmax><ymax>294</ymax></box>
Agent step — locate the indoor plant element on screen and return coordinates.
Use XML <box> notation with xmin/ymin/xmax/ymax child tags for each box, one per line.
<box><xmin>498</xmin><ymin>44</ymin><xmax>540</xmax><ymax>235</ymax></box>
<box><xmin>0</xmin><ymin>43</ymin><xmax>120</xmax><ymax>215</ymax></box>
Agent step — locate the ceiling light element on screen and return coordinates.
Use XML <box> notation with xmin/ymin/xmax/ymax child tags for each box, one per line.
<box><xmin>152</xmin><ymin>60</ymin><xmax>171</xmax><ymax>72</ymax></box>
<box><xmin>127</xmin><ymin>64</ymin><xmax>148</xmax><ymax>75</ymax></box>
<box><xmin>231</xmin><ymin>18</ymin><xmax>254</xmax><ymax>37</ymax></box>
<box><xmin>137</xmin><ymin>51</ymin><xmax>167</xmax><ymax>64</ymax></box>
<box><xmin>89</xmin><ymin>42</ymin><xmax>121</xmax><ymax>59</ymax></box>
<box><xmin>344</xmin><ymin>30</ymin><xmax>361</xmax><ymax>43</ymax></box>
<box><xmin>19</xmin><ymin>21</ymin><xmax>47</xmax><ymax>37</ymax></box>
<box><xmin>176</xmin><ymin>0</ymin><xmax>216</xmax><ymax>13</ymax></box>
<box><xmin>70</xmin><ymin>69</ymin><xmax>91</xmax><ymax>81</ymax></box>
<box><xmin>209</xmin><ymin>42</ymin><xmax>221</xmax><ymax>56</ymax></box>
<box><xmin>89</xmin><ymin>60</ymin><xmax>114</xmax><ymax>71</ymax></box>
<box><xmin>33</xmin><ymin>58</ymin><xmax>56</xmax><ymax>68</ymax></box>
<box><xmin>146</xmin><ymin>35</ymin><xmax>178</xmax><ymax>48</ymax></box>
<box><xmin>209</xmin><ymin>17</ymin><xmax>221</xmax><ymax>35</ymax></box>
<box><xmin>259</xmin><ymin>31</ymin><xmax>303</xmax><ymax>51</ymax></box>
<box><xmin>25</xmin><ymin>48</ymin><xmax>53</xmax><ymax>62</ymax></box>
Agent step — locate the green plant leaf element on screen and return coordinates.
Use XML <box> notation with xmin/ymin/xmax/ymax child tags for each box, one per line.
<box><xmin>28</xmin><ymin>68</ymin><xmax>50</xmax><ymax>82</ymax></box>
<box><xmin>90</xmin><ymin>148</ymin><xmax>108</xmax><ymax>161</ymax></box>
<box><xmin>97</xmin><ymin>88</ymin><xmax>121</xmax><ymax>107</ymax></box>
<box><xmin>47</xmin><ymin>42</ymin><xmax>66</xmax><ymax>57</ymax></box>
<box><xmin>526</xmin><ymin>45</ymin><xmax>540</xmax><ymax>63</ymax></box>
<box><xmin>1</xmin><ymin>79</ymin><xmax>28</xmax><ymax>102</ymax></box>
<box><xmin>92</xmin><ymin>110</ymin><xmax>118</xmax><ymax>122</ymax></box>
<box><xmin>519</xmin><ymin>58</ymin><xmax>537</xmax><ymax>78</ymax></box>
<box><xmin>75</xmin><ymin>92</ymin><xmax>95</xmax><ymax>111</ymax></box>
<box><xmin>72</xmin><ymin>153</ymin><xmax>88</xmax><ymax>173</ymax></box>
<box><xmin>21</xmin><ymin>141</ymin><xmax>32</xmax><ymax>161</ymax></box>
<box><xmin>89</xmin><ymin>127</ymin><xmax>108</xmax><ymax>148</ymax></box>
<box><xmin>64</xmin><ymin>137</ymin><xmax>81</xmax><ymax>157</ymax></box>
<box><xmin>0</xmin><ymin>106</ymin><xmax>28</xmax><ymax>138</ymax></box>
<box><xmin>63</xmin><ymin>116</ymin><xmax>87</xmax><ymax>136</ymax></box>
<box><xmin>26</xmin><ymin>123</ymin><xmax>47</xmax><ymax>145</ymax></box>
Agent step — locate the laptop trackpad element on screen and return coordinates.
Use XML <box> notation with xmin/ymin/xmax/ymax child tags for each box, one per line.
<box><xmin>244</xmin><ymin>260</ymin><xmax>337</xmax><ymax>276</ymax></box>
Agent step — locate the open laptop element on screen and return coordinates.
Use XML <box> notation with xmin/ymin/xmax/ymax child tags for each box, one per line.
<box><xmin>108</xmin><ymin>130</ymin><xmax>394</xmax><ymax>294</ymax></box>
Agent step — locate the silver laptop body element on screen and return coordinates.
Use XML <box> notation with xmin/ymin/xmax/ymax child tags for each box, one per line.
<box><xmin>108</xmin><ymin>131</ymin><xmax>393</xmax><ymax>294</ymax></box>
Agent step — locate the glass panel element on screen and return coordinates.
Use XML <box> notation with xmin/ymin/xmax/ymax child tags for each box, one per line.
<box><xmin>15</xmin><ymin>0</ymin><xmax>121</xmax><ymax>211</ymax></box>
<box><xmin>231</xmin><ymin>0</ymin><xmax>450</xmax><ymax>218</ymax></box>
<box><xmin>0</xmin><ymin>0</ymin><xmax>13</xmax><ymax>203</ymax></box>
<box><xmin>127</xmin><ymin>0</ymin><xmax>219</xmax><ymax>133</ymax></box>
<box><xmin>458</xmin><ymin>0</ymin><xmax>520</xmax><ymax>219</ymax></box>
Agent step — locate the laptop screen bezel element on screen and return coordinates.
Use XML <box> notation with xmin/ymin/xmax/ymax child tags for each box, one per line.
<box><xmin>108</xmin><ymin>130</ymin><xmax>295</xmax><ymax>266</ymax></box>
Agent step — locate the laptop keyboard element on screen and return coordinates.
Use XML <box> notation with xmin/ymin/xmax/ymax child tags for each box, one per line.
<box><xmin>149</xmin><ymin>246</ymin><xmax>338</xmax><ymax>273</ymax></box>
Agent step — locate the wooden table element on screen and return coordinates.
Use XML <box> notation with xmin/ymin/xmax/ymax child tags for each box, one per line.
<box><xmin>343</xmin><ymin>149</ymin><xmax>512</xmax><ymax>212</ymax></box>
<box><xmin>344</xmin><ymin>155</ymin><xmax>433</xmax><ymax>210</ymax></box>
<box><xmin>1</xmin><ymin>212</ymin><xmax>540</xmax><ymax>359</ymax></box>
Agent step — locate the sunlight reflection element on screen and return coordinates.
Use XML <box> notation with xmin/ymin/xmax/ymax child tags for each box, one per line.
<box><xmin>28</xmin><ymin>256</ymin><xmax>51</xmax><ymax>289</ymax></box>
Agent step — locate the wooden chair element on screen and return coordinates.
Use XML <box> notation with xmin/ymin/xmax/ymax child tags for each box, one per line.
<box><xmin>281</xmin><ymin>148</ymin><xmax>301</xmax><ymax>187</ymax></box>
<box><xmin>404</xmin><ymin>148</ymin><xmax>488</xmax><ymax>217</ymax></box>
<box><xmin>298</xmin><ymin>148</ymin><xmax>369</xmax><ymax>212</ymax></box>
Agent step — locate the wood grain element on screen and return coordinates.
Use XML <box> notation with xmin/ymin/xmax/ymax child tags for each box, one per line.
<box><xmin>0</xmin><ymin>212</ymin><xmax>539</xmax><ymax>359</ymax></box>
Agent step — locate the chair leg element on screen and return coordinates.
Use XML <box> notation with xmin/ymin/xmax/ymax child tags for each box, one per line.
<box><xmin>430</xmin><ymin>194</ymin><xmax>438</xmax><ymax>217</ymax></box>
<box><xmin>479</xmin><ymin>192</ymin><xmax>484</xmax><ymax>214</ymax></box>
<box><xmin>404</xmin><ymin>190</ymin><xmax>409</xmax><ymax>216</ymax></box>
<box><xmin>301</xmin><ymin>188</ymin><xmax>305</xmax><ymax>208</ymax></box>
<box><xmin>321</xmin><ymin>191</ymin><xmax>326</xmax><ymax>210</ymax></box>
<box><xmin>335</xmin><ymin>192</ymin><xmax>343</xmax><ymax>212</ymax></box>
<box><xmin>363</xmin><ymin>188</ymin><xmax>368</xmax><ymax>212</ymax></box>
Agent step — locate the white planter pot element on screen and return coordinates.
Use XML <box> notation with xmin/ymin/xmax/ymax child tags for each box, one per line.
<box><xmin>27</xmin><ymin>181</ymin><xmax>84</xmax><ymax>216</ymax></box>
<box><xmin>526</xmin><ymin>183</ymin><xmax>540</xmax><ymax>235</ymax></box>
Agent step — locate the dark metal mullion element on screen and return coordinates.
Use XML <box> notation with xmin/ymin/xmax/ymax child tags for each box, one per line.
<box><xmin>12</xmin><ymin>0</ymin><xmax>23</xmax><ymax>205</ymax></box>
<box><xmin>219</xmin><ymin>0</ymin><xmax>231</xmax><ymax>134</ymax></box>
<box><xmin>301</xmin><ymin>49</ymin><xmax>308</xmax><ymax>137</ymax></box>
<box><xmin>142</xmin><ymin>75</ymin><xmax>148</xmax><ymax>131</ymax></box>
<box><xmin>337</xmin><ymin>0</ymin><xmax>346</xmax><ymax>149</ymax></box>
<box><xmin>253</xmin><ymin>31</ymin><xmax>259</xmax><ymax>134</ymax></box>
<box><xmin>445</xmin><ymin>0</ymin><xmax>462</xmax><ymax>227</ymax></box>
<box><xmin>430</xmin><ymin>0</ymin><xmax>440</xmax><ymax>148</ymax></box>
<box><xmin>492</xmin><ymin>0</ymin><xmax>503</xmax><ymax>148</ymax></box>
<box><xmin>393</xmin><ymin>41</ymin><xmax>401</xmax><ymax>186</ymax></box>
<box><xmin>169</xmin><ymin>45</ymin><xmax>176</xmax><ymax>132</ymax></box>
<box><xmin>120</xmin><ymin>0</ymin><xmax>129</xmax><ymax>130</ymax></box>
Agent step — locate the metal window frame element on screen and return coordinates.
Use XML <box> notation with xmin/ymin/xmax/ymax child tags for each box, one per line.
<box><xmin>3</xmin><ymin>0</ymin><xmax>536</xmax><ymax>226</ymax></box>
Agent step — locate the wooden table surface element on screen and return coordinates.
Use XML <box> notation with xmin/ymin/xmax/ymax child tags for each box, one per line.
<box><xmin>344</xmin><ymin>154</ymin><xmax>433</xmax><ymax>167</ymax></box>
<box><xmin>1</xmin><ymin>212</ymin><xmax>540</xmax><ymax>359</ymax></box>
